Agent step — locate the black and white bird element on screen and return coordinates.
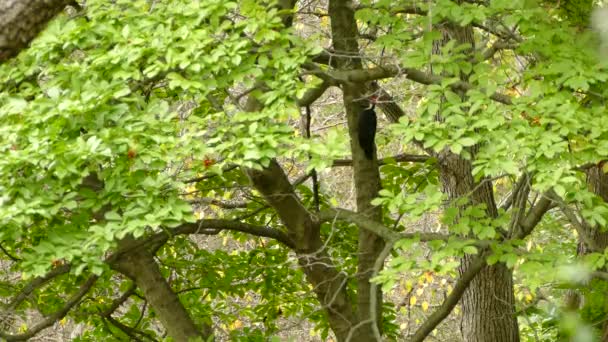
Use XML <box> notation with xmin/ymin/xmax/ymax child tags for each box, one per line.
<box><xmin>358</xmin><ymin>96</ymin><xmax>377</xmax><ymax>160</ymax></box>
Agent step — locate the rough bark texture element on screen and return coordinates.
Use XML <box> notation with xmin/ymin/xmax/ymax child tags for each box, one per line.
<box><xmin>327</xmin><ymin>0</ymin><xmax>385</xmax><ymax>339</ymax></box>
<box><xmin>584</xmin><ymin>167</ymin><xmax>608</xmax><ymax>340</ymax></box>
<box><xmin>583</xmin><ymin>167</ymin><xmax>608</xmax><ymax>252</ymax></box>
<box><xmin>0</xmin><ymin>0</ymin><xmax>72</xmax><ymax>62</ymax></box>
<box><xmin>563</xmin><ymin>167</ymin><xmax>608</xmax><ymax>340</ymax></box>
<box><xmin>112</xmin><ymin>240</ymin><xmax>210</xmax><ymax>342</ymax></box>
<box><xmin>240</xmin><ymin>2</ymin><xmax>363</xmax><ymax>340</ymax></box>
<box><xmin>437</xmin><ymin>153</ymin><xmax>519</xmax><ymax>342</ymax></box>
<box><xmin>434</xmin><ymin>23</ymin><xmax>520</xmax><ymax>342</ymax></box>
<box><xmin>244</xmin><ymin>160</ymin><xmax>359</xmax><ymax>341</ymax></box>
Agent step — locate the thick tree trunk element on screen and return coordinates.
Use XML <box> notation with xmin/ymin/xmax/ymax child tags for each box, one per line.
<box><xmin>584</xmin><ymin>166</ymin><xmax>608</xmax><ymax>339</ymax></box>
<box><xmin>245</xmin><ymin>160</ymin><xmax>358</xmax><ymax>341</ymax></box>
<box><xmin>328</xmin><ymin>0</ymin><xmax>385</xmax><ymax>339</ymax></box>
<box><xmin>0</xmin><ymin>0</ymin><xmax>73</xmax><ymax>62</ymax></box>
<box><xmin>563</xmin><ymin>167</ymin><xmax>608</xmax><ymax>340</ymax></box>
<box><xmin>434</xmin><ymin>22</ymin><xmax>520</xmax><ymax>342</ymax></box>
<box><xmin>112</xmin><ymin>241</ymin><xmax>210</xmax><ymax>342</ymax></box>
<box><xmin>437</xmin><ymin>153</ymin><xmax>519</xmax><ymax>342</ymax></box>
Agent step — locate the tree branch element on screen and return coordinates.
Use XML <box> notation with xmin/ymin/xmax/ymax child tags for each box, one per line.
<box><xmin>297</xmin><ymin>80</ymin><xmax>333</xmax><ymax>107</ymax></box>
<box><xmin>5</xmin><ymin>264</ymin><xmax>71</xmax><ymax>311</ymax></box>
<box><xmin>409</xmin><ymin>254</ymin><xmax>486</xmax><ymax>342</ymax></box>
<box><xmin>189</xmin><ymin>197</ymin><xmax>249</xmax><ymax>209</ymax></box>
<box><xmin>303</xmin><ymin>63</ymin><xmax>514</xmax><ymax>105</ymax></box>
<box><xmin>158</xmin><ymin>219</ymin><xmax>294</xmax><ymax>248</ymax></box>
<box><xmin>0</xmin><ymin>275</ymin><xmax>98</xmax><ymax>341</ymax></box>
<box><xmin>332</xmin><ymin>153</ymin><xmax>430</xmax><ymax>167</ymax></box>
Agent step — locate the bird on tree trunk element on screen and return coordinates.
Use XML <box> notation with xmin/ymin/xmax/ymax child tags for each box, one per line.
<box><xmin>358</xmin><ymin>96</ymin><xmax>377</xmax><ymax>160</ymax></box>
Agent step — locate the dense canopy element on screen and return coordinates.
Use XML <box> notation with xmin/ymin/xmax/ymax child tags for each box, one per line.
<box><xmin>1</xmin><ymin>0</ymin><xmax>608</xmax><ymax>341</ymax></box>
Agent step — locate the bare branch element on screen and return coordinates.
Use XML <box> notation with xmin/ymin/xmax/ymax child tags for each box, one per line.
<box><xmin>183</xmin><ymin>164</ymin><xmax>239</xmax><ymax>184</ymax></box>
<box><xmin>100</xmin><ymin>283</ymin><xmax>136</xmax><ymax>317</ymax></box>
<box><xmin>0</xmin><ymin>242</ymin><xmax>20</xmax><ymax>262</ymax></box>
<box><xmin>297</xmin><ymin>80</ymin><xmax>333</xmax><ymax>107</ymax></box>
<box><xmin>189</xmin><ymin>198</ymin><xmax>249</xmax><ymax>209</ymax></box>
<box><xmin>166</xmin><ymin>219</ymin><xmax>294</xmax><ymax>248</ymax></box>
<box><xmin>518</xmin><ymin>192</ymin><xmax>553</xmax><ymax>237</ymax></box>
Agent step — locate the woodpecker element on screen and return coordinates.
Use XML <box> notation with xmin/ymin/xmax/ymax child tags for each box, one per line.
<box><xmin>358</xmin><ymin>96</ymin><xmax>377</xmax><ymax>160</ymax></box>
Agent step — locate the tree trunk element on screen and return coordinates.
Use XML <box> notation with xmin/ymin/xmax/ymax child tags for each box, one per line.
<box><xmin>112</xmin><ymin>240</ymin><xmax>210</xmax><ymax>342</ymax></box>
<box><xmin>328</xmin><ymin>0</ymin><xmax>385</xmax><ymax>339</ymax></box>
<box><xmin>244</xmin><ymin>160</ymin><xmax>358</xmax><ymax>341</ymax></box>
<box><xmin>434</xmin><ymin>22</ymin><xmax>520</xmax><ymax>341</ymax></box>
<box><xmin>437</xmin><ymin>152</ymin><xmax>519</xmax><ymax>342</ymax></box>
<box><xmin>0</xmin><ymin>0</ymin><xmax>73</xmax><ymax>62</ymax></box>
<box><xmin>584</xmin><ymin>166</ymin><xmax>608</xmax><ymax>339</ymax></box>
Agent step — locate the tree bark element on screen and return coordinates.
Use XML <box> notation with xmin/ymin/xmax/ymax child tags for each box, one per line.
<box><xmin>563</xmin><ymin>167</ymin><xmax>608</xmax><ymax>340</ymax></box>
<box><xmin>112</xmin><ymin>239</ymin><xmax>211</xmax><ymax>342</ymax></box>
<box><xmin>327</xmin><ymin>0</ymin><xmax>385</xmax><ymax>339</ymax></box>
<box><xmin>434</xmin><ymin>22</ymin><xmax>520</xmax><ymax>342</ymax></box>
<box><xmin>0</xmin><ymin>0</ymin><xmax>73</xmax><ymax>62</ymax></box>
<box><xmin>244</xmin><ymin>159</ymin><xmax>359</xmax><ymax>341</ymax></box>
<box><xmin>437</xmin><ymin>153</ymin><xmax>519</xmax><ymax>342</ymax></box>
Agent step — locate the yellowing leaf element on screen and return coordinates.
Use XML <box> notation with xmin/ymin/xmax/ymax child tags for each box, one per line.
<box><xmin>424</xmin><ymin>272</ymin><xmax>434</xmax><ymax>283</ymax></box>
<box><xmin>230</xmin><ymin>320</ymin><xmax>243</xmax><ymax>330</ymax></box>
<box><xmin>422</xmin><ymin>301</ymin><xmax>429</xmax><ymax>312</ymax></box>
<box><xmin>416</xmin><ymin>288</ymin><xmax>424</xmax><ymax>296</ymax></box>
<box><xmin>410</xmin><ymin>296</ymin><xmax>417</xmax><ymax>306</ymax></box>
<box><xmin>405</xmin><ymin>280</ymin><xmax>413</xmax><ymax>291</ymax></box>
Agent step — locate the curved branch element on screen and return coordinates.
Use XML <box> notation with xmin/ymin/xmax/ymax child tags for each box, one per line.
<box><xmin>161</xmin><ymin>219</ymin><xmax>294</xmax><ymax>248</ymax></box>
<box><xmin>0</xmin><ymin>242</ymin><xmax>20</xmax><ymax>262</ymax></box>
<box><xmin>409</xmin><ymin>255</ymin><xmax>486</xmax><ymax>342</ymax></box>
<box><xmin>6</xmin><ymin>264</ymin><xmax>71</xmax><ymax>311</ymax></box>
<box><xmin>297</xmin><ymin>80</ymin><xmax>333</xmax><ymax>107</ymax></box>
<box><xmin>0</xmin><ymin>275</ymin><xmax>98</xmax><ymax>341</ymax></box>
<box><xmin>100</xmin><ymin>283</ymin><xmax>136</xmax><ymax>317</ymax></box>
<box><xmin>189</xmin><ymin>198</ymin><xmax>249</xmax><ymax>209</ymax></box>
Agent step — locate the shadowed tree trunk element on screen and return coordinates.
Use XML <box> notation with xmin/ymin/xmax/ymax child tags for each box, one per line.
<box><xmin>564</xmin><ymin>167</ymin><xmax>608</xmax><ymax>339</ymax></box>
<box><xmin>585</xmin><ymin>167</ymin><xmax>608</xmax><ymax>340</ymax></box>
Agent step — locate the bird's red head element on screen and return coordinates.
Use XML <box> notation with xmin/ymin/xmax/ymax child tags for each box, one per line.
<box><xmin>369</xmin><ymin>95</ymin><xmax>378</xmax><ymax>104</ymax></box>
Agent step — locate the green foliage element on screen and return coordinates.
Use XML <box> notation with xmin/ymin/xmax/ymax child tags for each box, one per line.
<box><xmin>4</xmin><ymin>0</ymin><xmax>608</xmax><ymax>339</ymax></box>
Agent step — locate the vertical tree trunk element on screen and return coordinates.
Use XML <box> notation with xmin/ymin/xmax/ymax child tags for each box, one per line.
<box><xmin>437</xmin><ymin>153</ymin><xmax>519</xmax><ymax>342</ymax></box>
<box><xmin>435</xmin><ymin>22</ymin><xmax>520</xmax><ymax>341</ymax></box>
<box><xmin>327</xmin><ymin>0</ymin><xmax>385</xmax><ymax>339</ymax></box>
<box><xmin>584</xmin><ymin>166</ymin><xmax>608</xmax><ymax>339</ymax></box>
